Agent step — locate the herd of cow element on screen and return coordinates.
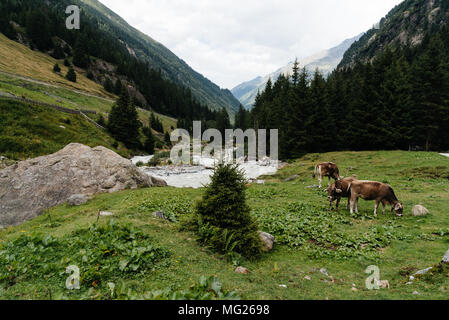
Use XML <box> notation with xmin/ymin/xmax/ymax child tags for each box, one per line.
<box><xmin>313</xmin><ymin>162</ymin><xmax>404</xmax><ymax>217</ymax></box>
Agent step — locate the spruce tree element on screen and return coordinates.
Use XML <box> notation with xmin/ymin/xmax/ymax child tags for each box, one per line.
<box><xmin>65</xmin><ymin>67</ymin><xmax>77</xmax><ymax>82</ymax></box>
<box><xmin>195</xmin><ymin>164</ymin><xmax>262</xmax><ymax>258</ymax></box>
<box><xmin>53</xmin><ymin>64</ymin><xmax>61</xmax><ymax>73</ymax></box>
<box><xmin>107</xmin><ymin>87</ymin><xmax>140</xmax><ymax>149</ymax></box>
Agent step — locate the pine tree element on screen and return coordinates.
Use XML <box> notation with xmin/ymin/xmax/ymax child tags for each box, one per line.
<box><xmin>104</xmin><ymin>78</ymin><xmax>114</xmax><ymax>93</ymax></box>
<box><xmin>65</xmin><ymin>67</ymin><xmax>77</xmax><ymax>82</ymax></box>
<box><xmin>107</xmin><ymin>87</ymin><xmax>141</xmax><ymax>149</ymax></box>
<box><xmin>53</xmin><ymin>64</ymin><xmax>61</xmax><ymax>73</ymax></box>
<box><xmin>194</xmin><ymin>164</ymin><xmax>262</xmax><ymax>258</ymax></box>
<box><xmin>143</xmin><ymin>129</ymin><xmax>155</xmax><ymax>155</ymax></box>
<box><xmin>114</xmin><ymin>80</ymin><xmax>123</xmax><ymax>95</ymax></box>
<box><xmin>164</xmin><ymin>131</ymin><xmax>171</xmax><ymax>147</ymax></box>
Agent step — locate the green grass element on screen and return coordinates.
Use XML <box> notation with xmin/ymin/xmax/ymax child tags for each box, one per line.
<box><xmin>0</xmin><ymin>98</ymin><xmax>130</xmax><ymax>159</ymax></box>
<box><xmin>1</xmin><ymin>151</ymin><xmax>449</xmax><ymax>300</ymax></box>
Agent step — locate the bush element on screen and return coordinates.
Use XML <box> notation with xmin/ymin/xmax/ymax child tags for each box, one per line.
<box><xmin>53</xmin><ymin>64</ymin><xmax>61</xmax><ymax>73</ymax></box>
<box><xmin>66</xmin><ymin>67</ymin><xmax>77</xmax><ymax>82</ymax></box>
<box><xmin>194</xmin><ymin>164</ymin><xmax>262</xmax><ymax>259</ymax></box>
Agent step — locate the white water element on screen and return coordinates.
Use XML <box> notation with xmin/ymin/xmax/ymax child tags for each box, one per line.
<box><xmin>441</xmin><ymin>153</ymin><xmax>449</xmax><ymax>158</ymax></box>
<box><xmin>131</xmin><ymin>155</ymin><xmax>154</xmax><ymax>165</ymax></box>
<box><xmin>131</xmin><ymin>155</ymin><xmax>278</xmax><ymax>189</ymax></box>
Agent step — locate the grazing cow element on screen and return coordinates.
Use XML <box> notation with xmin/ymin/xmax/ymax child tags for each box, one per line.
<box><xmin>327</xmin><ymin>176</ymin><xmax>358</xmax><ymax>212</ymax></box>
<box><xmin>313</xmin><ymin>162</ymin><xmax>341</xmax><ymax>188</ymax></box>
<box><xmin>348</xmin><ymin>180</ymin><xmax>404</xmax><ymax>216</ymax></box>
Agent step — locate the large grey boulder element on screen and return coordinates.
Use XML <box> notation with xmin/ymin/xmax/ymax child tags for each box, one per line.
<box><xmin>0</xmin><ymin>143</ymin><xmax>166</xmax><ymax>226</ymax></box>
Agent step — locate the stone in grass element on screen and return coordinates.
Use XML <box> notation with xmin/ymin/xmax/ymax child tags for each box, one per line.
<box><xmin>259</xmin><ymin>231</ymin><xmax>275</xmax><ymax>252</ymax></box>
<box><xmin>235</xmin><ymin>267</ymin><xmax>250</xmax><ymax>275</ymax></box>
<box><xmin>153</xmin><ymin>211</ymin><xmax>167</xmax><ymax>220</ymax></box>
<box><xmin>100</xmin><ymin>211</ymin><xmax>114</xmax><ymax>216</ymax></box>
<box><xmin>442</xmin><ymin>248</ymin><xmax>449</xmax><ymax>264</ymax></box>
<box><xmin>284</xmin><ymin>175</ymin><xmax>299</xmax><ymax>182</ymax></box>
<box><xmin>411</xmin><ymin>205</ymin><xmax>429</xmax><ymax>217</ymax></box>
<box><xmin>67</xmin><ymin>194</ymin><xmax>88</xmax><ymax>206</ymax></box>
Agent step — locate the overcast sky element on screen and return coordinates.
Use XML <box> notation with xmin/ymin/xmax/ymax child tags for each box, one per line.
<box><xmin>99</xmin><ymin>0</ymin><xmax>403</xmax><ymax>89</ymax></box>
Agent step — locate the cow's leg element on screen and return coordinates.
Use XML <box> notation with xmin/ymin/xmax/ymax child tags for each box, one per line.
<box><xmin>382</xmin><ymin>201</ymin><xmax>386</xmax><ymax>215</ymax></box>
<box><xmin>328</xmin><ymin>176</ymin><xmax>331</xmax><ymax>187</ymax></box>
<box><xmin>355</xmin><ymin>198</ymin><xmax>359</xmax><ymax>214</ymax></box>
<box><xmin>374</xmin><ymin>201</ymin><xmax>380</xmax><ymax>217</ymax></box>
<box><xmin>350</xmin><ymin>196</ymin><xmax>357</xmax><ymax>214</ymax></box>
<box><xmin>318</xmin><ymin>175</ymin><xmax>322</xmax><ymax>188</ymax></box>
<box><xmin>336</xmin><ymin>198</ymin><xmax>341</xmax><ymax>213</ymax></box>
<box><xmin>328</xmin><ymin>200</ymin><xmax>333</xmax><ymax>212</ymax></box>
<box><xmin>346</xmin><ymin>197</ymin><xmax>351</xmax><ymax>210</ymax></box>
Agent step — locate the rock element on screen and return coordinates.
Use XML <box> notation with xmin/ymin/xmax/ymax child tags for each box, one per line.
<box><xmin>413</xmin><ymin>291</ymin><xmax>420</xmax><ymax>295</ymax></box>
<box><xmin>259</xmin><ymin>231</ymin><xmax>275</xmax><ymax>252</ymax></box>
<box><xmin>284</xmin><ymin>175</ymin><xmax>299</xmax><ymax>182</ymax></box>
<box><xmin>378</xmin><ymin>280</ymin><xmax>390</xmax><ymax>289</ymax></box>
<box><xmin>153</xmin><ymin>211</ymin><xmax>167</xmax><ymax>220</ymax></box>
<box><xmin>100</xmin><ymin>211</ymin><xmax>114</xmax><ymax>216</ymax></box>
<box><xmin>304</xmin><ymin>276</ymin><xmax>311</xmax><ymax>281</ymax></box>
<box><xmin>442</xmin><ymin>248</ymin><xmax>449</xmax><ymax>264</ymax></box>
<box><xmin>0</xmin><ymin>156</ymin><xmax>7</xmax><ymax>161</ymax></box>
<box><xmin>67</xmin><ymin>194</ymin><xmax>88</xmax><ymax>206</ymax></box>
<box><xmin>235</xmin><ymin>267</ymin><xmax>249</xmax><ymax>275</ymax></box>
<box><xmin>0</xmin><ymin>143</ymin><xmax>167</xmax><ymax>226</ymax></box>
<box><xmin>279</xmin><ymin>285</ymin><xmax>287</xmax><ymax>289</ymax></box>
<box><xmin>256</xmin><ymin>180</ymin><xmax>265</xmax><ymax>185</ymax></box>
<box><xmin>414</xmin><ymin>267</ymin><xmax>433</xmax><ymax>276</ymax></box>
<box><xmin>320</xmin><ymin>268</ymin><xmax>330</xmax><ymax>277</ymax></box>
<box><xmin>411</xmin><ymin>205</ymin><xmax>429</xmax><ymax>216</ymax></box>
<box><xmin>351</xmin><ymin>287</ymin><xmax>358</xmax><ymax>292</ymax></box>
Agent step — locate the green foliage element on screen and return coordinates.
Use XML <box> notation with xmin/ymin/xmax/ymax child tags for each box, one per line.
<box><xmin>194</xmin><ymin>165</ymin><xmax>262</xmax><ymax>259</ymax></box>
<box><xmin>253</xmin><ymin>201</ymin><xmax>410</xmax><ymax>260</ymax></box>
<box><xmin>0</xmin><ymin>220</ymin><xmax>170</xmax><ymax>296</ymax></box>
<box><xmin>103</xmin><ymin>77</ymin><xmax>114</xmax><ymax>93</ymax></box>
<box><xmin>145</xmin><ymin>276</ymin><xmax>239</xmax><ymax>300</ymax></box>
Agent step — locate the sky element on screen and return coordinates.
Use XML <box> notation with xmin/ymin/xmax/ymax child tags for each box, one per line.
<box><xmin>99</xmin><ymin>0</ymin><xmax>403</xmax><ymax>89</ymax></box>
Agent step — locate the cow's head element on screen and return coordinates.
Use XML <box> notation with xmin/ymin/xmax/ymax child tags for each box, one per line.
<box><xmin>327</xmin><ymin>181</ymin><xmax>343</xmax><ymax>201</ymax></box>
<box><xmin>392</xmin><ymin>202</ymin><xmax>404</xmax><ymax>217</ymax></box>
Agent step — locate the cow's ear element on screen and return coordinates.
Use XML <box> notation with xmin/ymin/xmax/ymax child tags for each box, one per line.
<box><xmin>336</xmin><ymin>189</ymin><xmax>342</xmax><ymax>194</ymax></box>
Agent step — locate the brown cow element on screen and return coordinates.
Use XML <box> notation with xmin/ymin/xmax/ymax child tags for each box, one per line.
<box><xmin>313</xmin><ymin>162</ymin><xmax>341</xmax><ymax>188</ymax></box>
<box><xmin>348</xmin><ymin>180</ymin><xmax>404</xmax><ymax>216</ymax></box>
<box><xmin>327</xmin><ymin>176</ymin><xmax>358</xmax><ymax>212</ymax></box>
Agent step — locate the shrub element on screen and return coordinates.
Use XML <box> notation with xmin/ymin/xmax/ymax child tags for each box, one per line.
<box><xmin>194</xmin><ymin>164</ymin><xmax>262</xmax><ymax>259</ymax></box>
<box><xmin>53</xmin><ymin>64</ymin><xmax>61</xmax><ymax>73</ymax></box>
<box><xmin>66</xmin><ymin>67</ymin><xmax>77</xmax><ymax>82</ymax></box>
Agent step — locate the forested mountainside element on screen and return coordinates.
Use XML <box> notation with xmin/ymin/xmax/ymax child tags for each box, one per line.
<box><xmin>339</xmin><ymin>0</ymin><xmax>449</xmax><ymax>68</ymax></box>
<box><xmin>0</xmin><ymin>0</ymin><xmax>238</xmax><ymax>122</ymax></box>
<box><xmin>232</xmin><ymin>34</ymin><xmax>363</xmax><ymax>110</ymax></box>
<box><xmin>237</xmin><ymin>23</ymin><xmax>449</xmax><ymax>159</ymax></box>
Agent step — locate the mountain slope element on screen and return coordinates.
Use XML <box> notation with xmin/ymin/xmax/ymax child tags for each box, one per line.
<box><xmin>79</xmin><ymin>0</ymin><xmax>240</xmax><ymax>114</ymax></box>
<box><xmin>339</xmin><ymin>0</ymin><xmax>449</xmax><ymax>68</ymax></box>
<box><xmin>232</xmin><ymin>34</ymin><xmax>363</xmax><ymax>109</ymax></box>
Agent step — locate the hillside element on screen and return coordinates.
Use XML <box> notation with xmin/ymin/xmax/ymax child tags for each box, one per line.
<box><xmin>80</xmin><ymin>0</ymin><xmax>240</xmax><ymax>114</ymax></box>
<box><xmin>339</xmin><ymin>0</ymin><xmax>449</xmax><ymax>68</ymax></box>
<box><xmin>0</xmin><ymin>98</ymin><xmax>130</xmax><ymax>160</ymax></box>
<box><xmin>232</xmin><ymin>34</ymin><xmax>363</xmax><ymax>109</ymax></box>
<box><xmin>1</xmin><ymin>151</ymin><xmax>449</xmax><ymax>299</ymax></box>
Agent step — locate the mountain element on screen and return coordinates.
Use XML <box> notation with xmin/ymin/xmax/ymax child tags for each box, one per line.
<box><xmin>79</xmin><ymin>0</ymin><xmax>240</xmax><ymax>115</ymax></box>
<box><xmin>0</xmin><ymin>0</ymin><xmax>240</xmax><ymax>116</ymax></box>
<box><xmin>339</xmin><ymin>0</ymin><xmax>449</xmax><ymax>68</ymax></box>
<box><xmin>231</xmin><ymin>33</ymin><xmax>363</xmax><ymax>109</ymax></box>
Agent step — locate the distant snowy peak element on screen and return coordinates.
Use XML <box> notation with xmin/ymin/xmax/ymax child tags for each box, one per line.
<box><xmin>232</xmin><ymin>33</ymin><xmax>363</xmax><ymax>109</ymax></box>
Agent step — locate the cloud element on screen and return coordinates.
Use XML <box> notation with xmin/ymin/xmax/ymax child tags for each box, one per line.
<box><xmin>99</xmin><ymin>0</ymin><xmax>403</xmax><ymax>89</ymax></box>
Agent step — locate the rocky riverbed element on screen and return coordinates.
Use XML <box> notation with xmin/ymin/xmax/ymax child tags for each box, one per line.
<box><xmin>132</xmin><ymin>155</ymin><xmax>279</xmax><ymax>189</ymax></box>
